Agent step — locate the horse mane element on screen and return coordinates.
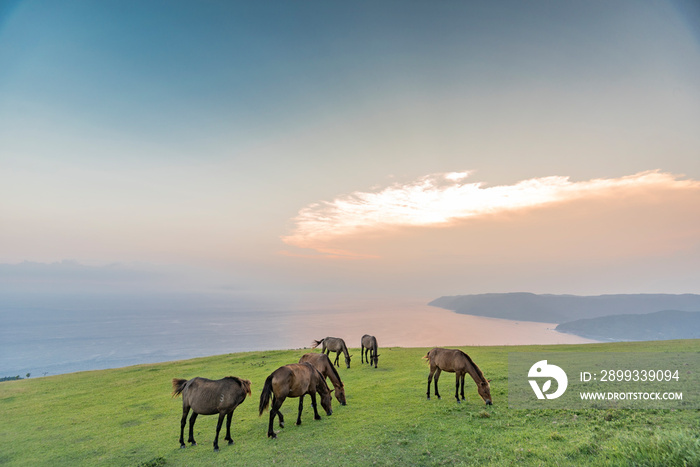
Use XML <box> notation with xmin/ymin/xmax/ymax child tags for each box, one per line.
<box><xmin>326</xmin><ymin>357</ymin><xmax>344</xmax><ymax>387</ymax></box>
<box><xmin>458</xmin><ymin>350</ymin><xmax>487</xmax><ymax>383</ymax></box>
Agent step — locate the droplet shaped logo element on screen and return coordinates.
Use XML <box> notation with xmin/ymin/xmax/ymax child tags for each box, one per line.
<box><xmin>528</xmin><ymin>360</ymin><xmax>568</xmax><ymax>399</ymax></box>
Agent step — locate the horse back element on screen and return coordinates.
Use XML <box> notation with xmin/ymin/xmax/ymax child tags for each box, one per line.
<box><xmin>272</xmin><ymin>363</ymin><xmax>314</xmax><ymax>398</ymax></box>
<box><xmin>180</xmin><ymin>376</ymin><xmax>249</xmax><ymax>414</ymax></box>
<box><xmin>300</xmin><ymin>353</ymin><xmax>342</xmax><ymax>387</ymax></box>
<box><xmin>324</xmin><ymin>337</ymin><xmax>345</xmax><ymax>352</ymax></box>
<box><xmin>426</xmin><ymin>348</ymin><xmax>467</xmax><ymax>372</ymax></box>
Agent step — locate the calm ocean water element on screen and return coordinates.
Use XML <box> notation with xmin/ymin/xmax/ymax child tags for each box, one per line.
<box><xmin>1</xmin><ymin>301</ymin><xmax>299</xmax><ymax>377</ymax></box>
<box><xmin>1</xmin><ymin>294</ymin><xmax>595</xmax><ymax>378</ymax></box>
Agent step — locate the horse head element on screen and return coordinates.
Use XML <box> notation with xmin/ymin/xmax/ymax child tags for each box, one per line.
<box><xmin>335</xmin><ymin>384</ymin><xmax>347</xmax><ymax>406</ymax></box>
<box><xmin>344</xmin><ymin>354</ymin><xmax>352</xmax><ymax>369</ymax></box>
<box><xmin>478</xmin><ymin>379</ymin><xmax>493</xmax><ymax>405</ymax></box>
<box><xmin>320</xmin><ymin>387</ymin><xmax>333</xmax><ymax>416</ymax></box>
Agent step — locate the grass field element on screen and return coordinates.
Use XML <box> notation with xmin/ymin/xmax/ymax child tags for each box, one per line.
<box><xmin>1</xmin><ymin>340</ymin><xmax>699</xmax><ymax>466</ymax></box>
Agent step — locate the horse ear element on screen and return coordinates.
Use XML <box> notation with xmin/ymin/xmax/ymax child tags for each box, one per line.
<box><xmin>487</xmin><ymin>379</ymin><xmax>492</xmax><ymax>383</ymax></box>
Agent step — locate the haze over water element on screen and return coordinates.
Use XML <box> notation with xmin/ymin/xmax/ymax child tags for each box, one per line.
<box><xmin>0</xmin><ymin>298</ymin><xmax>593</xmax><ymax>378</ymax></box>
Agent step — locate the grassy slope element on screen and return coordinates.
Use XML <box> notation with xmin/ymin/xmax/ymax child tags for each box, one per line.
<box><xmin>1</xmin><ymin>340</ymin><xmax>699</xmax><ymax>466</ymax></box>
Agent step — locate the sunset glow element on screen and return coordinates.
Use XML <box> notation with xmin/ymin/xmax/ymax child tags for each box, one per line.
<box><xmin>282</xmin><ymin>171</ymin><xmax>700</xmax><ymax>258</ymax></box>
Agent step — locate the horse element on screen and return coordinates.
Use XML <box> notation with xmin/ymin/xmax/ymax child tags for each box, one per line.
<box><xmin>258</xmin><ymin>362</ymin><xmax>333</xmax><ymax>439</ymax></box>
<box><xmin>360</xmin><ymin>334</ymin><xmax>380</xmax><ymax>368</ymax></box>
<box><xmin>172</xmin><ymin>376</ymin><xmax>252</xmax><ymax>451</ymax></box>
<box><xmin>424</xmin><ymin>348</ymin><xmax>492</xmax><ymax>405</ymax></box>
<box><xmin>299</xmin><ymin>352</ymin><xmax>347</xmax><ymax>405</ymax></box>
<box><xmin>311</xmin><ymin>337</ymin><xmax>352</xmax><ymax>368</ymax></box>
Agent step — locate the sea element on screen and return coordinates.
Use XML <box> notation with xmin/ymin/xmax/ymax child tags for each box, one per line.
<box><xmin>0</xmin><ymin>294</ymin><xmax>596</xmax><ymax>378</ymax></box>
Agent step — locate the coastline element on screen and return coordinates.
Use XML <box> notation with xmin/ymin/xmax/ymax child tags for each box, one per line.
<box><xmin>284</xmin><ymin>298</ymin><xmax>599</xmax><ymax>348</ymax></box>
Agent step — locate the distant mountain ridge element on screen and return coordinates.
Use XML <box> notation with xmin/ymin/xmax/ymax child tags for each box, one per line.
<box><xmin>555</xmin><ymin>310</ymin><xmax>700</xmax><ymax>341</ymax></box>
<box><xmin>428</xmin><ymin>292</ymin><xmax>700</xmax><ymax>323</ymax></box>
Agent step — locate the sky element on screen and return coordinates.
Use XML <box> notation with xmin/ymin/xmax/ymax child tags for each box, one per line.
<box><xmin>2</xmin><ymin>0</ymin><xmax>700</xmax><ymax>303</ymax></box>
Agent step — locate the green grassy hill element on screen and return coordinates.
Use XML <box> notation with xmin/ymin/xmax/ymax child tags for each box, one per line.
<box><xmin>2</xmin><ymin>340</ymin><xmax>699</xmax><ymax>466</ymax></box>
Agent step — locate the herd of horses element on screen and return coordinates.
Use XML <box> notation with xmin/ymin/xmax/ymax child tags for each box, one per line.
<box><xmin>172</xmin><ymin>334</ymin><xmax>492</xmax><ymax>450</ymax></box>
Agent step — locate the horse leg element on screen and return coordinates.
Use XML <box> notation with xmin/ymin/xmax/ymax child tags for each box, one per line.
<box><xmin>179</xmin><ymin>406</ymin><xmax>189</xmax><ymax>448</ymax></box>
<box><xmin>268</xmin><ymin>396</ymin><xmax>284</xmax><ymax>438</ymax></box>
<box><xmin>213</xmin><ymin>412</ymin><xmax>225</xmax><ymax>451</ymax></box>
<box><xmin>334</xmin><ymin>352</ymin><xmax>340</xmax><ymax>367</ymax></box>
<box><xmin>275</xmin><ymin>396</ymin><xmax>285</xmax><ymax>428</ymax></box>
<box><xmin>187</xmin><ymin>412</ymin><xmax>198</xmax><ymax>445</ymax></box>
<box><xmin>460</xmin><ymin>374</ymin><xmax>466</xmax><ymax>401</ymax></box>
<box><xmin>427</xmin><ymin>366</ymin><xmax>436</xmax><ymax>399</ymax></box>
<box><xmin>454</xmin><ymin>373</ymin><xmax>461</xmax><ymax>403</ymax></box>
<box><xmin>310</xmin><ymin>391</ymin><xmax>322</xmax><ymax>420</ymax></box>
<box><xmin>296</xmin><ymin>395</ymin><xmax>304</xmax><ymax>425</ymax></box>
<box><xmin>225</xmin><ymin>411</ymin><xmax>234</xmax><ymax>445</ymax></box>
<box><xmin>434</xmin><ymin>368</ymin><xmax>442</xmax><ymax>399</ymax></box>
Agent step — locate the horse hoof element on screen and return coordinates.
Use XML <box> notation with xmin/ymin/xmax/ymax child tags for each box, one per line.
<box><xmin>214</xmin><ymin>447</ymin><xmax>219</xmax><ymax>452</ymax></box>
<box><xmin>190</xmin><ymin>442</ymin><xmax>197</xmax><ymax>446</ymax></box>
<box><xmin>296</xmin><ymin>421</ymin><xmax>302</xmax><ymax>426</ymax></box>
<box><xmin>180</xmin><ymin>445</ymin><xmax>186</xmax><ymax>449</ymax></box>
<box><xmin>279</xmin><ymin>421</ymin><xmax>284</xmax><ymax>428</ymax></box>
<box><xmin>456</xmin><ymin>400</ymin><xmax>461</xmax><ymax>404</ymax></box>
<box><xmin>268</xmin><ymin>432</ymin><xmax>277</xmax><ymax>439</ymax></box>
<box><xmin>228</xmin><ymin>440</ymin><xmax>234</xmax><ymax>445</ymax></box>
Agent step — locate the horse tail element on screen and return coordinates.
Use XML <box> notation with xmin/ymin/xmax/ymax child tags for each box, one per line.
<box><xmin>172</xmin><ymin>378</ymin><xmax>188</xmax><ymax>397</ymax></box>
<box><xmin>311</xmin><ymin>338</ymin><xmax>324</xmax><ymax>349</ymax></box>
<box><xmin>258</xmin><ymin>374</ymin><xmax>274</xmax><ymax>416</ymax></box>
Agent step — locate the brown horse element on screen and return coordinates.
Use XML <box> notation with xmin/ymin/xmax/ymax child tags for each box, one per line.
<box><xmin>424</xmin><ymin>348</ymin><xmax>492</xmax><ymax>405</ymax></box>
<box><xmin>258</xmin><ymin>362</ymin><xmax>333</xmax><ymax>439</ymax></box>
<box><xmin>360</xmin><ymin>334</ymin><xmax>380</xmax><ymax>368</ymax></box>
<box><xmin>299</xmin><ymin>352</ymin><xmax>347</xmax><ymax>405</ymax></box>
<box><xmin>311</xmin><ymin>337</ymin><xmax>352</xmax><ymax>368</ymax></box>
<box><xmin>172</xmin><ymin>376</ymin><xmax>252</xmax><ymax>451</ymax></box>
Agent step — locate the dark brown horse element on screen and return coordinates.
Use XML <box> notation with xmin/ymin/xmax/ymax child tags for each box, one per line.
<box><xmin>424</xmin><ymin>348</ymin><xmax>492</xmax><ymax>405</ymax></box>
<box><xmin>172</xmin><ymin>376</ymin><xmax>252</xmax><ymax>451</ymax></box>
<box><xmin>299</xmin><ymin>352</ymin><xmax>347</xmax><ymax>405</ymax></box>
<box><xmin>311</xmin><ymin>337</ymin><xmax>352</xmax><ymax>368</ymax></box>
<box><xmin>258</xmin><ymin>362</ymin><xmax>333</xmax><ymax>439</ymax></box>
<box><xmin>360</xmin><ymin>334</ymin><xmax>380</xmax><ymax>368</ymax></box>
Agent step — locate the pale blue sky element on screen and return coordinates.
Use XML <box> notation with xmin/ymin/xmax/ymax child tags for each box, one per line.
<box><xmin>2</xmin><ymin>0</ymin><xmax>700</xmax><ymax>299</ymax></box>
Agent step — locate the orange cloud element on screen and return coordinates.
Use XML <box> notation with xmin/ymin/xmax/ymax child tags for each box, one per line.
<box><xmin>281</xmin><ymin>170</ymin><xmax>700</xmax><ymax>258</ymax></box>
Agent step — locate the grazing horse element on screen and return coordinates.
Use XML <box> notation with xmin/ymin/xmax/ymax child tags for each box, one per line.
<box><xmin>311</xmin><ymin>337</ymin><xmax>352</xmax><ymax>368</ymax></box>
<box><xmin>299</xmin><ymin>352</ymin><xmax>347</xmax><ymax>405</ymax></box>
<box><xmin>360</xmin><ymin>334</ymin><xmax>380</xmax><ymax>368</ymax></box>
<box><xmin>258</xmin><ymin>362</ymin><xmax>333</xmax><ymax>439</ymax></box>
<box><xmin>424</xmin><ymin>348</ymin><xmax>492</xmax><ymax>405</ymax></box>
<box><xmin>172</xmin><ymin>376</ymin><xmax>252</xmax><ymax>451</ymax></box>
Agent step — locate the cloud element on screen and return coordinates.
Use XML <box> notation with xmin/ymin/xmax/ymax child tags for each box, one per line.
<box><xmin>281</xmin><ymin>170</ymin><xmax>700</xmax><ymax>258</ymax></box>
